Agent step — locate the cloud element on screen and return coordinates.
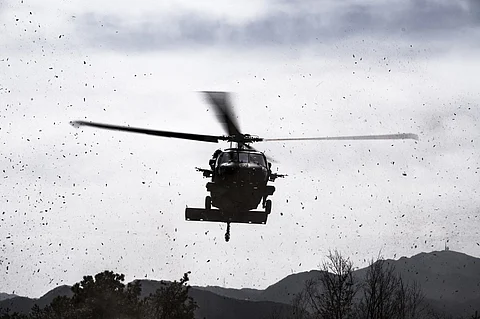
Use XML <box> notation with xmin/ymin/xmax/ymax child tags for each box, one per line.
<box><xmin>75</xmin><ymin>0</ymin><xmax>480</xmax><ymax>51</ymax></box>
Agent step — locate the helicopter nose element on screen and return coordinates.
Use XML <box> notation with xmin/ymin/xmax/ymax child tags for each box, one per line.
<box><xmin>248</xmin><ymin>166</ymin><xmax>268</xmax><ymax>182</ymax></box>
<box><xmin>218</xmin><ymin>164</ymin><xmax>235</xmax><ymax>175</ymax></box>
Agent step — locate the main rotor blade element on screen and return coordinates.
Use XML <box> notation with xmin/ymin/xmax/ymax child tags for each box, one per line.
<box><xmin>262</xmin><ymin>133</ymin><xmax>419</xmax><ymax>142</ymax></box>
<box><xmin>243</xmin><ymin>143</ymin><xmax>276</xmax><ymax>163</ymax></box>
<box><xmin>202</xmin><ymin>91</ymin><xmax>242</xmax><ymax>137</ymax></box>
<box><xmin>70</xmin><ymin>121</ymin><xmax>223</xmax><ymax>143</ymax></box>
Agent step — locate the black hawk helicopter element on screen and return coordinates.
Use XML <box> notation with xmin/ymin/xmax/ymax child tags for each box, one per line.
<box><xmin>70</xmin><ymin>91</ymin><xmax>418</xmax><ymax>241</ymax></box>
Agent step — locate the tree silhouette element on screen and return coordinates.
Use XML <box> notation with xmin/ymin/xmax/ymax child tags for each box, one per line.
<box><xmin>142</xmin><ymin>271</ymin><xmax>197</xmax><ymax>319</ymax></box>
<box><xmin>289</xmin><ymin>251</ymin><xmax>436</xmax><ymax>319</ymax></box>
<box><xmin>0</xmin><ymin>307</ymin><xmax>28</xmax><ymax>319</ymax></box>
<box><xmin>289</xmin><ymin>250</ymin><xmax>357</xmax><ymax>319</ymax></box>
<box><xmin>30</xmin><ymin>296</ymin><xmax>77</xmax><ymax>319</ymax></box>
<box><xmin>357</xmin><ymin>257</ymin><xmax>398</xmax><ymax>319</ymax></box>
<box><xmin>68</xmin><ymin>270</ymin><xmax>142</xmax><ymax>319</ymax></box>
<box><xmin>357</xmin><ymin>255</ymin><xmax>426</xmax><ymax>319</ymax></box>
<box><xmin>313</xmin><ymin>250</ymin><xmax>357</xmax><ymax>319</ymax></box>
<box><xmin>289</xmin><ymin>290</ymin><xmax>312</xmax><ymax>319</ymax></box>
<box><xmin>21</xmin><ymin>270</ymin><xmax>196</xmax><ymax>319</ymax></box>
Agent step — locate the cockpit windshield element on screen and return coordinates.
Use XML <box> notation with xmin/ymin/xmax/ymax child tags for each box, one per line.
<box><xmin>218</xmin><ymin>151</ymin><xmax>266</xmax><ymax>166</ymax></box>
<box><xmin>238</xmin><ymin>153</ymin><xmax>249</xmax><ymax>163</ymax></box>
<box><xmin>249</xmin><ymin>154</ymin><xmax>266</xmax><ymax>166</ymax></box>
<box><xmin>219</xmin><ymin>152</ymin><xmax>237</xmax><ymax>163</ymax></box>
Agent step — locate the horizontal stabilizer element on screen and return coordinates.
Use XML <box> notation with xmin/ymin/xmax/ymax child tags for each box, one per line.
<box><xmin>185</xmin><ymin>208</ymin><xmax>268</xmax><ymax>224</ymax></box>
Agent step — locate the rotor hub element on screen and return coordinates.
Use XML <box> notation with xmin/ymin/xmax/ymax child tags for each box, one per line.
<box><xmin>225</xmin><ymin>134</ymin><xmax>263</xmax><ymax>144</ymax></box>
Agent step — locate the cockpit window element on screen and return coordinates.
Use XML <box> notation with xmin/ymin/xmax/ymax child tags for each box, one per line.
<box><xmin>249</xmin><ymin>154</ymin><xmax>266</xmax><ymax>166</ymax></box>
<box><xmin>218</xmin><ymin>152</ymin><xmax>237</xmax><ymax>163</ymax></box>
<box><xmin>218</xmin><ymin>151</ymin><xmax>266</xmax><ymax>166</ymax></box>
<box><xmin>238</xmin><ymin>153</ymin><xmax>249</xmax><ymax>163</ymax></box>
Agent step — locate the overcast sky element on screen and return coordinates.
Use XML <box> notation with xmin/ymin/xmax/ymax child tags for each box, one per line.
<box><xmin>1</xmin><ymin>0</ymin><xmax>480</xmax><ymax>298</ymax></box>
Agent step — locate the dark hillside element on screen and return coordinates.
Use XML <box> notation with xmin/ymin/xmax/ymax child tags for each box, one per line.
<box><xmin>1</xmin><ymin>251</ymin><xmax>479</xmax><ymax>318</ymax></box>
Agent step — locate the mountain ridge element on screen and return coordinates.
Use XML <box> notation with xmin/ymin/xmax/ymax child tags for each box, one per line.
<box><xmin>1</xmin><ymin>250</ymin><xmax>479</xmax><ymax>318</ymax></box>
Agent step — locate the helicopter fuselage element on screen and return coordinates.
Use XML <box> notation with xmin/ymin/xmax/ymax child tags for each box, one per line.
<box><xmin>203</xmin><ymin>148</ymin><xmax>275</xmax><ymax>213</ymax></box>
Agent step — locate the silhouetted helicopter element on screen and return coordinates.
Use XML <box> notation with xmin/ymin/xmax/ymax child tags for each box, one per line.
<box><xmin>70</xmin><ymin>91</ymin><xmax>418</xmax><ymax>241</ymax></box>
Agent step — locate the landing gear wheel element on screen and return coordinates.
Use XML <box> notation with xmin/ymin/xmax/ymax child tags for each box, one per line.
<box><xmin>265</xmin><ymin>200</ymin><xmax>272</xmax><ymax>214</ymax></box>
<box><xmin>205</xmin><ymin>196</ymin><xmax>212</xmax><ymax>210</ymax></box>
<box><xmin>225</xmin><ymin>222</ymin><xmax>231</xmax><ymax>242</ymax></box>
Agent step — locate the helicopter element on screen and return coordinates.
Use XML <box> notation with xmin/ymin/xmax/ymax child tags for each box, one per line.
<box><xmin>70</xmin><ymin>91</ymin><xmax>418</xmax><ymax>242</ymax></box>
